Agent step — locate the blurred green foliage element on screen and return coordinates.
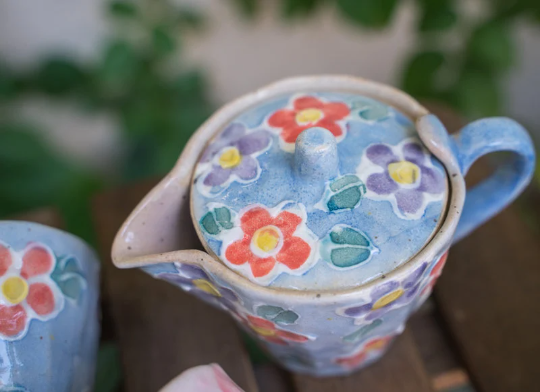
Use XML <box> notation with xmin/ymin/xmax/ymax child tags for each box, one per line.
<box><xmin>234</xmin><ymin>0</ymin><xmax>540</xmax><ymax>119</ymax></box>
<box><xmin>0</xmin><ymin>0</ymin><xmax>213</xmax><ymax>241</ymax></box>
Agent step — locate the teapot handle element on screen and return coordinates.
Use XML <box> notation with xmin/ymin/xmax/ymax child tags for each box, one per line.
<box><xmin>452</xmin><ymin>118</ymin><xmax>535</xmax><ymax>242</ymax></box>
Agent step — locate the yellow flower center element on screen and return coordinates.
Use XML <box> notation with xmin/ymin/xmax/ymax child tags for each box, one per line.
<box><xmin>218</xmin><ymin>147</ymin><xmax>242</xmax><ymax>169</ymax></box>
<box><xmin>251</xmin><ymin>326</ymin><xmax>276</xmax><ymax>337</ymax></box>
<box><xmin>388</xmin><ymin>161</ymin><xmax>420</xmax><ymax>185</ymax></box>
<box><xmin>372</xmin><ymin>288</ymin><xmax>404</xmax><ymax>310</ymax></box>
<box><xmin>252</xmin><ymin>226</ymin><xmax>281</xmax><ymax>253</ymax></box>
<box><xmin>193</xmin><ymin>279</ymin><xmax>221</xmax><ymax>297</ymax></box>
<box><xmin>2</xmin><ymin>276</ymin><xmax>29</xmax><ymax>305</ymax></box>
<box><xmin>296</xmin><ymin>108</ymin><xmax>323</xmax><ymax>125</ymax></box>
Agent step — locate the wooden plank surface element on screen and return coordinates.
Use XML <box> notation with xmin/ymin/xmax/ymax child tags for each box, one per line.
<box><xmin>293</xmin><ymin>330</ymin><xmax>434</xmax><ymax>392</ymax></box>
<box><xmin>92</xmin><ymin>180</ymin><xmax>258</xmax><ymax>392</ymax></box>
<box><xmin>435</xmin><ymin>201</ymin><xmax>540</xmax><ymax>392</ymax></box>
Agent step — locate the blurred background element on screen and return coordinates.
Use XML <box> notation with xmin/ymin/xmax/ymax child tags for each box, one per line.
<box><xmin>0</xmin><ymin>0</ymin><xmax>539</xmax><ymax>389</ymax></box>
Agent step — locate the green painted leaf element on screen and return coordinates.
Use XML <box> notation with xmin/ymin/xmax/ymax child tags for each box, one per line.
<box><xmin>200</xmin><ymin>212</ymin><xmax>220</xmax><ymax>235</ymax></box>
<box><xmin>402</xmin><ymin>51</ymin><xmax>445</xmax><ymax>97</ymax></box>
<box><xmin>337</xmin><ymin>0</ymin><xmax>398</xmax><ymax>28</ymax></box>
<box><xmin>330</xmin><ymin>227</ymin><xmax>370</xmax><ymax>247</ymax></box>
<box><xmin>343</xmin><ymin>319</ymin><xmax>383</xmax><ymax>342</ymax></box>
<box><xmin>257</xmin><ymin>305</ymin><xmax>284</xmax><ymax>319</ymax></box>
<box><xmin>215</xmin><ymin>207</ymin><xmax>233</xmax><ymax>229</ymax></box>
<box><xmin>330</xmin><ymin>175</ymin><xmax>361</xmax><ymax>192</ymax></box>
<box><xmin>272</xmin><ymin>310</ymin><xmax>299</xmax><ymax>325</ymax></box>
<box><xmin>331</xmin><ymin>247</ymin><xmax>372</xmax><ymax>268</ymax></box>
<box><xmin>327</xmin><ymin>186</ymin><xmax>362</xmax><ymax>211</ymax></box>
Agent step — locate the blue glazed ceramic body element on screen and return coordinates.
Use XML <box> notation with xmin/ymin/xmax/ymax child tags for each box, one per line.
<box><xmin>112</xmin><ymin>76</ymin><xmax>535</xmax><ymax>376</ymax></box>
<box><xmin>0</xmin><ymin>221</ymin><xmax>100</xmax><ymax>391</ymax></box>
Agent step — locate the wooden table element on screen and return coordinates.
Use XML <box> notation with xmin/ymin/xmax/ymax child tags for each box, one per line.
<box><xmin>17</xmin><ymin>110</ymin><xmax>540</xmax><ymax>392</ymax></box>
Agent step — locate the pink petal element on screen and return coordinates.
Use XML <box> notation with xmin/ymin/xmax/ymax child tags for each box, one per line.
<box><xmin>159</xmin><ymin>364</ymin><xmax>244</xmax><ymax>392</ymax></box>
<box><xmin>0</xmin><ymin>244</ymin><xmax>12</xmax><ymax>277</ymax></box>
<box><xmin>27</xmin><ymin>283</ymin><xmax>55</xmax><ymax>316</ymax></box>
<box><xmin>21</xmin><ymin>243</ymin><xmax>54</xmax><ymax>279</ymax></box>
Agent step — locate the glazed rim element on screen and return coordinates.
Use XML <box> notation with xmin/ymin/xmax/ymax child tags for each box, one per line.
<box><xmin>113</xmin><ymin>75</ymin><xmax>465</xmax><ymax>302</ymax></box>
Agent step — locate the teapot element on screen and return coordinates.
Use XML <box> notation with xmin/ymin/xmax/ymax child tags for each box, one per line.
<box><xmin>112</xmin><ymin>76</ymin><xmax>535</xmax><ymax>376</ymax></box>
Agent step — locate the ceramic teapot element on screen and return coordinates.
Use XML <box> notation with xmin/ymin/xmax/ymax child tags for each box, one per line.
<box><xmin>112</xmin><ymin>76</ymin><xmax>535</xmax><ymax>376</ymax></box>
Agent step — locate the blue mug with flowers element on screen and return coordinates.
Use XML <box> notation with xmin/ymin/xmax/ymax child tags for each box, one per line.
<box><xmin>0</xmin><ymin>221</ymin><xmax>100</xmax><ymax>391</ymax></box>
<box><xmin>112</xmin><ymin>76</ymin><xmax>535</xmax><ymax>376</ymax></box>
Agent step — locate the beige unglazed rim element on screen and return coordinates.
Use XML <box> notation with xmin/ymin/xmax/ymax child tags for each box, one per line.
<box><xmin>112</xmin><ymin>75</ymin><xmax>465</xmax><ymax>303</ymax></box>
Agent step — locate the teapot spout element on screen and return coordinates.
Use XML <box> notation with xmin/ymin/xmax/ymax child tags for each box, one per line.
<box><xmin>294</xmin><ymin>127</ymin><xmax>339</xmax><ymax>182</ymax></box>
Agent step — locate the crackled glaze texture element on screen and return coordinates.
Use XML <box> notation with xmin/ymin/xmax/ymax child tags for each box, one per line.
<box><xmin>0</xmin><ymin>222</ymin><xmax>100</xmax><ymax>392</ymax></box>
<box><xmin>192</xmin><ymin>93</ymin><xmax>448</xmax><ymax>289</ymax></box>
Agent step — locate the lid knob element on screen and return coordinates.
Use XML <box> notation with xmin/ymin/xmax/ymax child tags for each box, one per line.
<box><xmin>294</xmin><ymin>127</ymin><xmax>339</xmax><ymax>182</ymax></box>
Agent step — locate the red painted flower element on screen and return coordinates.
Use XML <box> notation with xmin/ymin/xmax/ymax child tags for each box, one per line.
<box><xmin>241</xmin><ymin>314</ymin><xmax>309</xmax><ymax>345</ymax></box>
<box><xmin>0</xmin><ymin>243</ymin><xmax>64</xmax><ymax>340</ymax></box>
<box><xmin>420</xmin><ymin>251</ymin><xmax>449</xmax><ymax>297</ymax></box>
<box><xmin>335</xmin><ymin>336</ymin><xmax>393</xmax><ymax>368</ymax></box>
<box><xmin>223</xmin><ymin>206</ymin><xmax>316</xmax><ymax>283</ymax></box>
<box><xmin>268</xmin><ymin>96</ymin><xmax>350</xmax><ymax>147</ymax></box>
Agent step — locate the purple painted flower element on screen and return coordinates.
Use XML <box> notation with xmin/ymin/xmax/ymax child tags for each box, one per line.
<box><xmin>158</xmin><ymin>263</ymin><xmax>239</xmax><ymax>311</ymax></box>
<box><xmin>357</xmin><ymin>140</ymin><xmax>445</xmax><ymax>219</ymax></box>
<box><xmin>339</xmin><ymin>262</ymin><xmax>428</xmax><ymax>325</ymax></box>
<box><xmin>198</xmin><ymin>123</ymin><xmax>271</xmax><ymax>190</ymax></box>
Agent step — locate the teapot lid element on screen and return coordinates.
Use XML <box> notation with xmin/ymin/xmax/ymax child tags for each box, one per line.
<box><xmin>191</xmin><ymin>90</ymin><xmax>448</xmax><ymax>290</ymax></box>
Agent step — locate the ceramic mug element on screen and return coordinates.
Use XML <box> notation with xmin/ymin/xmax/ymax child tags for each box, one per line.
<box><xmin>112</xmin><ymin>76</ymin><xmax>535</xmax><ymax>376</ymax></box>
<box><xmin>0</xmin><ymin>221</ymin><xmax>100</xmax><ymax>391</ymax></box>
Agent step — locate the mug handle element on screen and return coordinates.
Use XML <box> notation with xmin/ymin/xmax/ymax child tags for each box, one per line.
<box><xmin>452</xmin><ymin>117</ymin><xmax>536</xmax><ymax>242</ymax></box>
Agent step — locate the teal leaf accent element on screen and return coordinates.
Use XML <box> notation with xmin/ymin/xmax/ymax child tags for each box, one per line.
<box><xmin>330</xmin><ymin>227</ymin><xmax>370</xmax><ymax>247</ymax></box>
<box><xmin>200</xmin><ymin>206</ymin><xmax>235</xmax><ymax>235</ymax></box>
<box><xmin>320</xmin><ymin>225</ymin><xmax>378</xmax><ymax>269</ymax></box>
<box><xmin>320</xmin><ymin>175</ymin><xmax>366</xmax><ymax>213</ymax></box>
<box><xmin>51</xmin><ymin>256</ymin><xmax>87</xmax><ymax>302</ymax></box>
<box><xmin>215</xmin><ymin>207</ymin><xmax>233</xmax><ymax>229</ymax></box>
<box><xmin>328</xmin><ymin>187</ymin><xmax>362</xmax><ymax>211</ymax></box>
<box><xmin>57</xmin><ymin>275</ymin><xmax>87</xmax><ymax>301</ymax></box>
<box><xmin>200</xmin><ymin>212</ymin><xmax>220</xmax><ymax>235</ymax></box>
<box><xmin>272</xmin><ymin>310</ymin><xmax>299</xmax><ymax>325</ymax></box>
<box><xmin>351</xmin><ymin>99</ymin><xmax>390</xmax><ymax>121</ymax></box>
<box><xmin>330</xmin><ymin>174</ymin><xmax>361</xmax><ymax>192</ymax></box>
<box><xmin>331</xmin><ymin>247</ymin><xmax>371</xmax><ymax>268</ymax></box>
<box><xmin>257</xmin><ymin>305</ymin><xmax>284</xmax><ymax>319</ymax></box>
<box><xmin>256</xmin><ymin>305</ymin><xmax>300</xmax><ymax>325</ymax></box>
<box><xmin>343</xmin><ymin>319</ymin><xmax>383</xmax><ymax>343</ymax></box>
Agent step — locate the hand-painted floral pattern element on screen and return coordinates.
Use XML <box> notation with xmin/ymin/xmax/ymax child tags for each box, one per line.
<box><xmin>0</xmin><ymin>243</ymin><xmax>64</xmax><ymax>340</ymax></box>
<box><xmin>335</xmin><ymin>335</ymin><xmax>394</xmax><ymax>369</ymax></box>
<box><xmin>357</xmin><ymin>139</ymin><xmax>445</xmax><ymax>219</ymax></box>
<box><xmin>196</xmin><ymin>123</ymin><xmax>271</xmax><ymax>195</ymax></box>
<box><xmin>158</xmin><ymin>263</ymin><xmax>239</xmax><ymax>312</ymax></box>
<box><xmin>338</xmin><ymin>262</ymin><xmax>428</xmax><ymax>325</ymax></box>
<box><xmin>237</xmin><ymin>313</ymin><xmax>310</xmax><ymax>346</ymax></box>
<box><xmin>418</xmin><ymin>251</ymin><xmax>449</xmax><ymax>304</ymax></box>
<box><xmin>268</xmin><ymin>96</ymin><xmax>349</xmax><ymax>151</ymax></box>
<box><xmin>222</xmin><ymin>204</ymin><xmax>317</xmax><ymax>284</ymax></box>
